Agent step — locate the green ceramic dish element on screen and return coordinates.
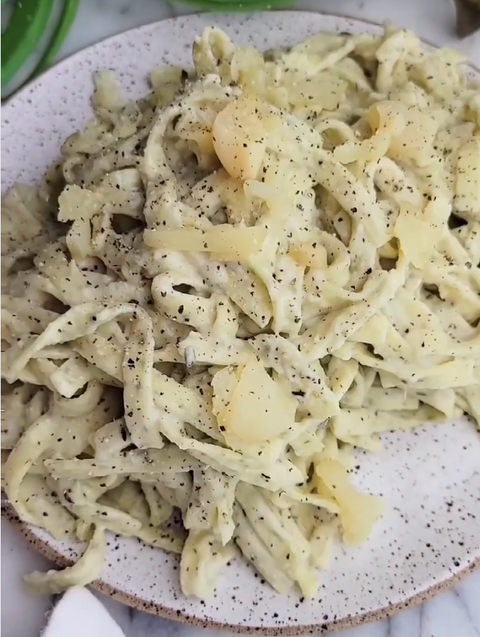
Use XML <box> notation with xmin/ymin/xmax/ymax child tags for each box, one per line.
<box><xmin>1</xmin><ymin>0</ymin><xmax>290</xmax><ymax>96</ymax></box>
<box><xmin>178</xmin><ymin>0</ymin><xmax>295</xmax><ymax>10</ymax></box>
<box><xmin>1</xmin><ymin>0</ymin><xmax>79</xmax><ymax>95</ymax></box>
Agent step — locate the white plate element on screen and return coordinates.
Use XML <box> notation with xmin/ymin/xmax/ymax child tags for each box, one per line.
<box><xmin>2</xmin><ymin>12</ymin><xmax>480</xmax><ymax>634</ymax></box>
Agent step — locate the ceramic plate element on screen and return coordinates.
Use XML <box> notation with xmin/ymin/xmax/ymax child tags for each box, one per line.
<box><xmin>2</xmin><ymin>12</ymin><xmax>480</xmax><ymax>634</ymax></box>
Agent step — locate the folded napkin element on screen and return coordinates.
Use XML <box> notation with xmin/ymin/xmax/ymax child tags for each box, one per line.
<box><xmin>43</xmin><ymin>587</ymin><xmax>126</xmax><ymax>637</ymax></box>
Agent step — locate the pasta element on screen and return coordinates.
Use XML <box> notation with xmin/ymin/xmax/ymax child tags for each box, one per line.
<box><xmin>2</xmin><ymin>24</ymin><xmax>479</xmax><ymax>599</ymax></box>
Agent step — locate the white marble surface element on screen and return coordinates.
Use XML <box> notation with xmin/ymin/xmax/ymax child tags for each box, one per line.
<box><xmin>2</xmin><ymin>1</ymin><xmax>479</xmax><ymax>636</ymax></box>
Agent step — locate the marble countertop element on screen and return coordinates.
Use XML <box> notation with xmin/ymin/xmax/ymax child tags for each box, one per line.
<box><xmin>2</xmin><ymin>1</ymin><xmax>479</xmax><ymax>636</ymax></box>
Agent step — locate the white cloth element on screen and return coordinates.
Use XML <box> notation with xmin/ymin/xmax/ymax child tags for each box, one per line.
<box><xmin>42</xmin><ymin>587</ymin><xmax>126</xmax><ymax>637</ymax></box>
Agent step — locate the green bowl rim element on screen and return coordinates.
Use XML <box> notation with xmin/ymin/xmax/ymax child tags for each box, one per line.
<box><xmin>177</xmin><ymin>0</ymin><xmax>295</xmax><ymax>10</ymax></box>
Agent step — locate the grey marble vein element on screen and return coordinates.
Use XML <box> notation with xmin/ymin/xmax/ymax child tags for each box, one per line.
<box><xmin>453</xmin><ymin>588</ymin><xmax>480</xmax><ymax>637</ymax></box>
<box><xmin>418</xmin><ymin>582</ymin><xmax>480</xmax><ymax>637</ymax></box>
<box><xmin>389</xmin><ymin>603</ymin><xmax>422</xmax><ymax>637</ymax></box>
<box><xmin>56</xmin><ymin>0</ymin><xmax>175</xmax><ymax>60</ymax></box>
<box><xmin>168</xmin><ymin>0</ymin><xmax>205</xmax><ymax>16</ymax></box>
<box><xmin>458</xmin><ymin>572</ymin><xmax>480</xmax><ymax>631</ymax></box>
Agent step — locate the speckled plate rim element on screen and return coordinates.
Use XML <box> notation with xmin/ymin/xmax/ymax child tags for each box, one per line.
<box><xmin>2</xmin><ymin>10</ymin><xmax>480</xmax><ymax>635</ymax></box>
<box><xmin>3</xmin><ymin>504</ymin><xmax>480</xmax><ymax>635</ymax></box>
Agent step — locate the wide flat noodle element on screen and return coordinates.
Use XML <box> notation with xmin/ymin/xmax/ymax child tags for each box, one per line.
<box><xmin>24</xmin><ymin>527</ymin><xmax>107</xmax><ymax>594</ymax></box>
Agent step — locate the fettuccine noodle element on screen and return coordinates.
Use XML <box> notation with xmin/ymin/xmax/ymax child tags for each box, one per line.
<box><xmin>2</xmin><ymin>25</ymin><xmax>479</xmax><ymax>598</ymax></box>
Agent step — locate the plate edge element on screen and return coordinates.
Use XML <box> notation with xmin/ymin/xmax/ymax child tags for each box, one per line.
<box><xmin>3</xmin><ymin>504</ymin><xmax>479</xmax><ymax>635</ymax></box>
<box><xmin>1</xmin><ymin>10</ymin><xmax>479</xmax><ymax>114</ymax></box>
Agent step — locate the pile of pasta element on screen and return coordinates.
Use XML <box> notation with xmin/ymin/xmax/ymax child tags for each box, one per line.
<box><xmin>2</xmin><ymin>25</ymin><xmax>479</xmax><ymax>598</ymax></box>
